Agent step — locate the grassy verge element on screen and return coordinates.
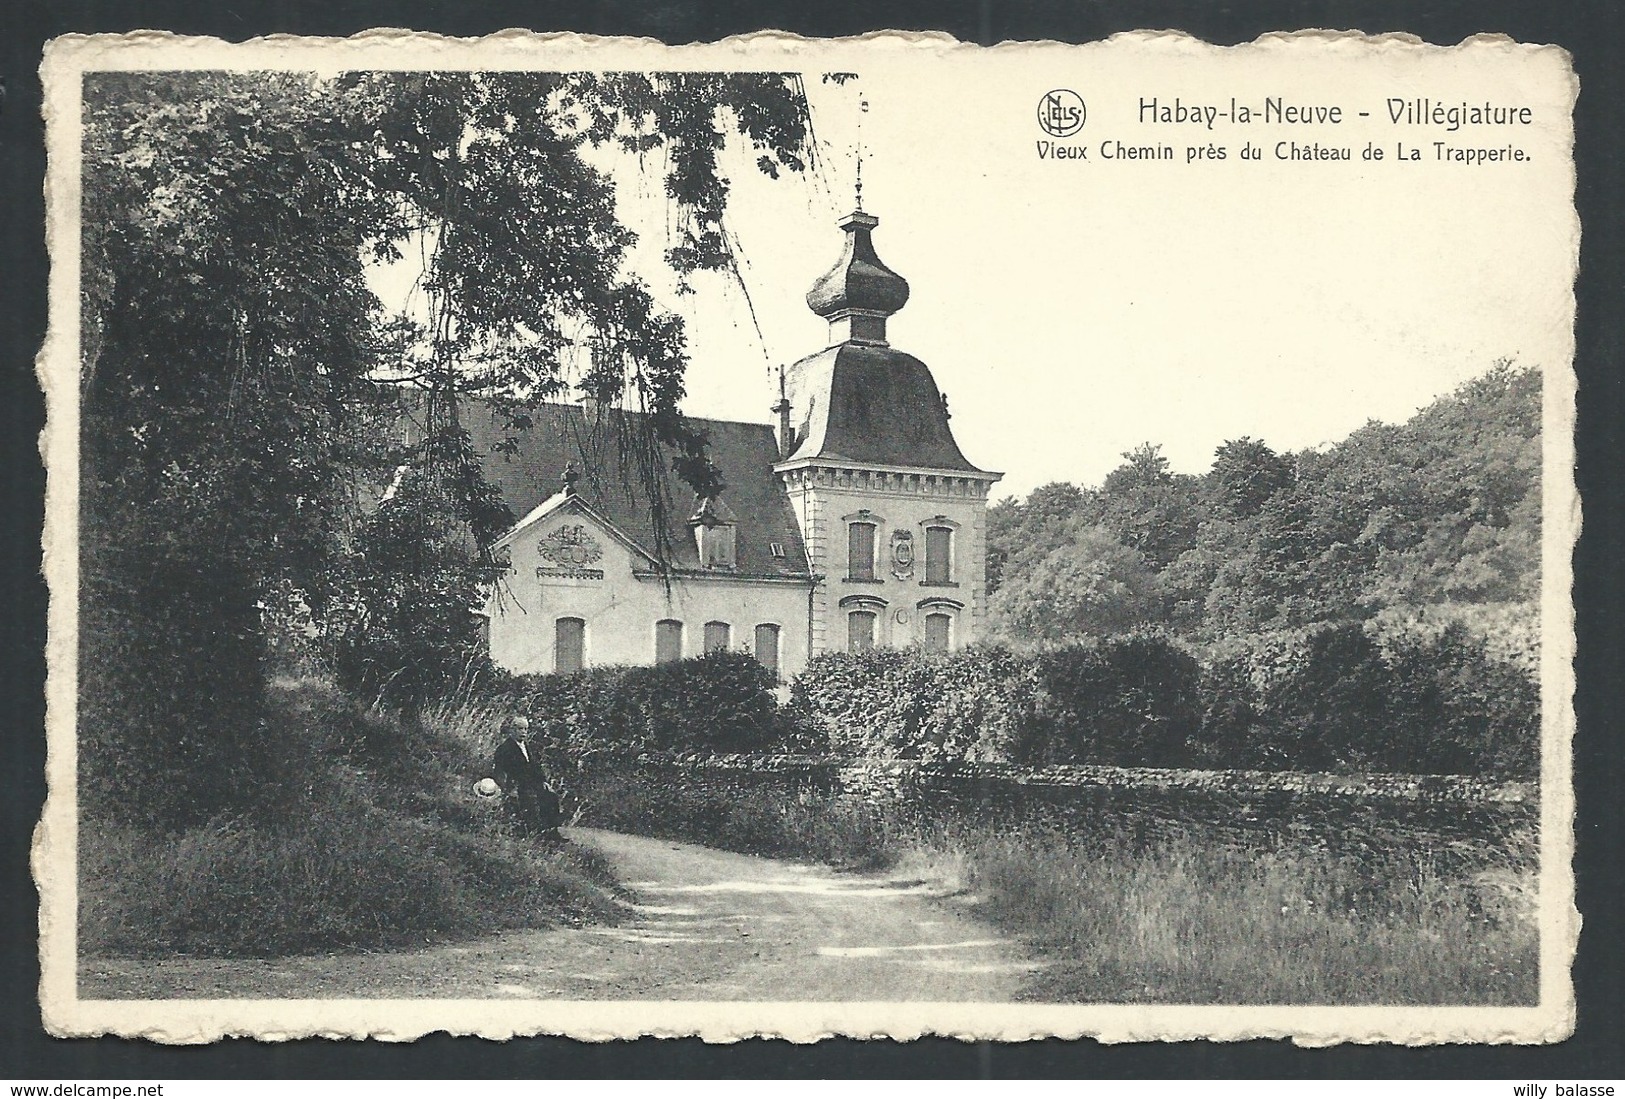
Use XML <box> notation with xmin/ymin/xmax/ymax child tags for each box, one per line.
<box><xmin>573</xmin><ymin>769</ymin><xmax>1537</xmax><ymax>1005</ymax></box>
<box><xmin>79</xmin><ymin>679</ymin><xmax>624</xmax><ymax>958</ymax></box>
<box><xmin>901</xmin><ymin>825</ymin><xmax>1535</xmax><ymax>1004</ymax></box>
<box><xmin>576</xmin><ymin>770</ymin><xmax>897</xmax><ymax>869</ymax></box>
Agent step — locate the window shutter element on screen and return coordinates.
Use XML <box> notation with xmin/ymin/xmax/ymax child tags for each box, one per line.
<box><xmin>848</xmin><ymin>522</ymin><xmax>876</xmax><ymax>580</ymax></box>
<box><xmin>847</xmin><ymin>610</ymin><xmax>876</xmax><ymax>651</ymax></box>
<box><xmin>555</xmin><ymin>617</ymin><xmax>585</xmax><ymax>674</ymax></box>
<box><xmin>925</xmin><ymin>526</ymin><xmax>952</xmax><ymax>583</ymax></box>
<box><xmin>655</xmin><ymin>619</ymin><xmax>683</xmax><ymax>664</ymax></box>
<box><xmin>753</xmin><ymin>623</ymin><xmax>781</xmax><ymax>674</ymax></box>
<box><xmin>703</xmin><ymin>620</ymin><xmax>732</xmax><ymax>653</ymax></box>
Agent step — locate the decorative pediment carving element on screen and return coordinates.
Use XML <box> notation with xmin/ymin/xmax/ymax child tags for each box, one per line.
<box><xmin>537</xmin><ymin>523</ymin><xmax>605</xmax><ymax>579</ymax></box>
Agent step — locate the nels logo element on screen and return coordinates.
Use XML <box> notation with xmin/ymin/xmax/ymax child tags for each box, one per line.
<box><xmin>1038</xmin><ymin>89</ymin><xmax>1087</xmax><ymax>137</ymax></box>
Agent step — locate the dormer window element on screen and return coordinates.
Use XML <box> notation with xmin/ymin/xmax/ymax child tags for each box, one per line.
<box><xmin>688</xmin><ymin>494</ymin><xmax>738</xmax><ymax>570</ymax></box>
<box><xmin>697</xmin><ymin>523</ymin><xmax>737</xmax><ymax>569</ymax></box>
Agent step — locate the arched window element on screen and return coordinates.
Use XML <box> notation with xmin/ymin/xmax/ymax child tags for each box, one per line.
<box><xmin>848</xmin><ymin>610</ymin><xmax>877</xmax><ymax>652</ymax></box>
<box><xmin>923</xmin><ymin>612</ymin><xmax>952</xmax><ymax>652</ymax></box>
<box><xmin>703</xmin><ymin>620</ymin><xmax>732</xmax><ymax>654</ymax></box>
<box><xmin>847</xmin><ymin>521</ymin><xmax>877</xmax><ymax>581</ymax></box>
<box><xmin>753</xmin><ymin>623</ymin><xmax>781</xmax><ymax>675</ymax></box>
<box><xmin>924</xmin><ymin>525</ymin><xmax>954</xmax><ymax>584</ymax></box>
<box><xmin>554</xmin><ymin>616</ymin><xmax>585</xmax><ymax>674</ymax></box>
<box><xmin>655</xmin><ymin>619</ymin><xmax>683</xmax><ymax>664</ymax></box>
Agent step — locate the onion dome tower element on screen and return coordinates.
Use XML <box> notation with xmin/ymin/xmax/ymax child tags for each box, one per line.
<box><xmin>775</xmin><ymin>208</ymin><xmax>1001</xmax><ymax>656</ymax></box>
<box><xmin>805</xmin><ymin>210</ymin><xmax>911</xmax><ymax>346</ymax></box>
<box><xmin>778</xmin><ymin>210</ymin><xmax>983</xmax><ymax>472</ymax></box>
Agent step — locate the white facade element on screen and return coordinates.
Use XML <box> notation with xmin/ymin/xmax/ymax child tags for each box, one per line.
<box><xmin>779</xmin><ymin>462</ymin><xmax>999</xmax><ymax>656</ymax></box>
<box><xmin>479</xmin><ymin>206</ymin><xmax>1001</xmax><ymax>678</ymax></box>
<box><xmin>486</xmin><ymin>494</ymin><xmax>811</xmax><ymax>677</ymax></box>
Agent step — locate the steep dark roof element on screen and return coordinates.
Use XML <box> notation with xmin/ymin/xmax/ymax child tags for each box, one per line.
<box><xmin>783</xmin><ymin>342</ymin><xmax>987</xmax><ymax>473</ymax></box>
<box><xmin>454</xmin><ymin>401</ymin><xmax>812</xmax><ymax>580</ymax></box>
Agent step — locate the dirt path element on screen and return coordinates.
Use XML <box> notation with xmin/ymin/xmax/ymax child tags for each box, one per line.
<box><xmin>80</xmin><ymin>829</ymin><xmax>1038</xmax><ymax>1001</ymax></box>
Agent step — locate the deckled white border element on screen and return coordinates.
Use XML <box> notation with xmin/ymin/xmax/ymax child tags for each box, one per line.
<box><xmin>37</xmin><ymin>27</ymin><xmax>1581</xmax><ymax>1045</ymax></box>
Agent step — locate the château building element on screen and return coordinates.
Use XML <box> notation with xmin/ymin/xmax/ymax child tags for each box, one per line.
<box><xmin>469</xmin><ymin>208</ymin><xmax>1001</xmax><ymax>677</ymax></box>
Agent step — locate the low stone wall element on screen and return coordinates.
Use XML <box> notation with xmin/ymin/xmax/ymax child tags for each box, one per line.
<box><xmin>625</xmin><ymin>752</ymin><xmax>1535</xmax><ymax>805</ymax></box>
<box><xmin>570</xmin><ymin>752</ymin><xmax>1536</xmax><ymax>859</ymax></box>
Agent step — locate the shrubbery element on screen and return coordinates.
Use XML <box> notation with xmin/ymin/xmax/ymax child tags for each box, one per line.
<box><xmin>1033</xmin><ymin>635</ymin><xmax>1204</xmax><ymax>766</ymax></box>
<box><xmin>790</xmin><ymin>647</ymin><xmax>1039</xmax><ymax>762</ymax></box>
<box><xmin>790</xmin><ymin>625</ymin><xmax>1537</xmax><ymax>778</ymax></box>
<box><xmin>79</xmin><ymin>676</ymin><xmax>624</xmax><ymax>957</ymax></box>
<box><xmin>1200</xmin><ymin>622</ymin><xmax>1538</xmax><ymax>777</ymax></box>
<box><xmin>791</xmin><ymin>634</ymin><xmax>1206</xmax><ymax>768</ymax></box>
<box><xmin>508</xmin><ymin>651</ymin><xmax>800</xmax><ymax>756</ymax></box>
<box><xmin>78</xmin><ymin>592</ymin><xmax>272</xmax><ymax>831</ymax></box>
<box><xmin>492</xmin><ymin>623</ymin><xmax>1535</xmax><ymax>778</ymax></box>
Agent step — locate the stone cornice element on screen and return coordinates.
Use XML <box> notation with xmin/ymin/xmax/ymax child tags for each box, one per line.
<box><xmin>775</xmin><ymin>456</ymin><xmax>1003</xmax><ymax>482</ymax></box>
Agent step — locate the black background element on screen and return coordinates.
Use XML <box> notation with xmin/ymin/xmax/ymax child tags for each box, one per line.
<box><xmin>3</xmin><ymin>0</ymin><xmax>1620</xmax><ymax>1080</ymax></box>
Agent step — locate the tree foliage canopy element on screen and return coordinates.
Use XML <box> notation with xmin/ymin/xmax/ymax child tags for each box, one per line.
<box><xmin>80</xmin><ymin>70</ymin><xmax>812</xmax><ymax>822</ymax></box>
<box><xmin>988</xmin><ymin>364</ymin><xmax>1541</xmax><ymax>651</ymax></box>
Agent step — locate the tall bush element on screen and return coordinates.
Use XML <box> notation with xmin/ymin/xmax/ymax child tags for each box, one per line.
<box><xmin>792</xmin><ymin>647</ymin><xmax>1040</xmax><ymax>762</ymax></box>
<box><xmin>1197</xmin><ymin>622</ymin><xmax>1538</xmax><ymax>777</ymax></box>
<box><xmin>1381</xmin><ymin>624</ymin><xmax>1539</xmax><ymax>778</ymax></box>
<box><xmin>1260</xmin><ymin>623</ymin><xmax>1393</xmax><ymax>771</ymax></box>
<box><xmin>512</xmin><ymin>651</ymin><xmax>788</xmax><ymax>755</ymax></box>
<box><xmin>1035</xmin><ymin>633</ymin><xmax>1203</xmax><ymax>766</ymax></box>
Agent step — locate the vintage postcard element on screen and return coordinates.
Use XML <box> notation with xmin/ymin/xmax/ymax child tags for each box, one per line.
<box><xmin>38</xmin><ymin>29</ymin><xmax>1578</xmax><ymax>1044</ymax></box>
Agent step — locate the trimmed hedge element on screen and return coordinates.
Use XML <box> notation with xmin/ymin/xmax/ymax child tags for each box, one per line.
<box><xmin>1200</xmin><ymin>622</ymin><xmax>1538</xmax><ymax>777</ymax></box>
<box><xmin>788</xmin><ymin>647</ymin><xmax>1039</xmax><ymax>762</ymax></box>
<box><xmin>510</xmin><ymin>651</ymin><xmax>799</xmax><ymax>755</ymax></box>
<box><xmin>790</xmin><ymin>625</ymin><xmax>1537</xmax><ymax>779</ymax></box>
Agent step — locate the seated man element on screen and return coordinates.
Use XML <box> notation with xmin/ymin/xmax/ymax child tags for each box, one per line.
<box><xmin>492</xmin><ymin>714</ymin><xmax>563</xmax><ymax>840</ymax></box>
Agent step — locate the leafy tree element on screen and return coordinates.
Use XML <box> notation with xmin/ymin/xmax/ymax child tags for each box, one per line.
<box><xmin>1355</xmin><ymin>365</ymin><xmax>1541</xmax><ymax>610</ymax></box>
<box><xmin>81</xmin><ymin>73</ymin><xmax>405</xmax><ymax>823</ymax></box>
<box><xmin>333</xmin><ymin>72</ymin><xmax>812</xmax><ymax>692</ymax></box>
<box><xmin>80</xmin><ymin>71</ymin><xmax>811</xmax><ymax>823</ymax></box>
<box><xmin>988</xmin><ymin>525</ymin><xmax>1162</xmax><ymax>645</ymax></box>
<box><xmin>1096</xmin><ymin>443</ymin><xmax>1202</xmax><ymax>569</ymax></box>
<box><xmin>1208</xmin><ymin>436</ymin><xmax>1294</xmax><ymax>519</ymax></box>
<box><xmin>985</xmin><ymin>481</ymin><xmax>1093</xmax><ymax>593</ymax></box>
<box><xmin>989</xmin><ymin>365</ymin><xmax>1540</xmax><ymax>649</ymax></box>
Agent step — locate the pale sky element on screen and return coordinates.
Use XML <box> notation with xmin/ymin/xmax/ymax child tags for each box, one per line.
<box><xmin>372</xmin><ymin>41</ymin><xmax>1575</xmax><ymax>499</ymax></box>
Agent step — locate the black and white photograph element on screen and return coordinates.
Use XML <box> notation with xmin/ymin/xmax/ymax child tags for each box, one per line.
<box><xmin>37</xmin><ymin>30</ymin><xmax>1578</xmax><ymax>1043</ymax></box>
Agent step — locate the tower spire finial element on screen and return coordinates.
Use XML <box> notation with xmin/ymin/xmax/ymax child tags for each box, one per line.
<box><xmin>854</xmin><ymin>96</ymin><xmax>869</xmax><ymax>211</ymax></box>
